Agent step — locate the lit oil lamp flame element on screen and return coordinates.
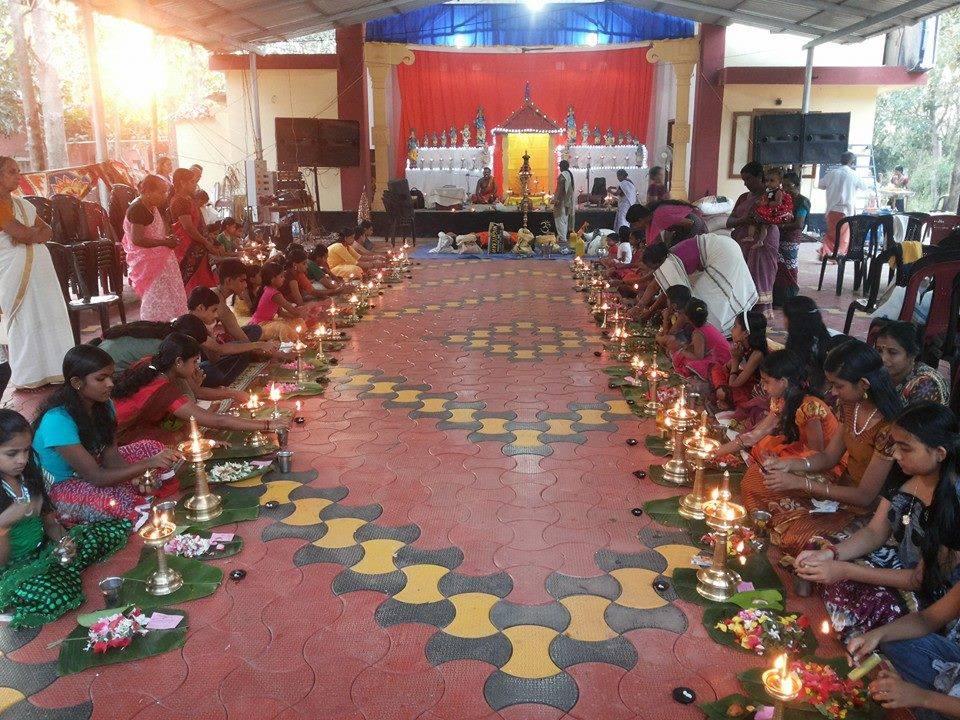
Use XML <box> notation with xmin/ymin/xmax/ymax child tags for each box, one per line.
<box><xmin>269</xmin><ymin>384</ymin><xmax>281</xmax><ymax>402</ymax></box>
<box><xmin>821</xmin><ymin>620</ymin><xmax>830</xmax><ymax>635</ymax></box>
<box><xmin>247</xmin><ymin>393</ymin><xmax>260</xmax><ymax>410</ymax></box>
<box><xmin>189</xmin><ymin>415</ymin><xmax>201</xmax><ymax>455</ymax></box>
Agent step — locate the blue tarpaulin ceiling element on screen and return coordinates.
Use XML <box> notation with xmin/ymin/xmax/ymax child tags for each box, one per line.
<box><xmin>364</xmin><ymin>2</ymin><xmax>695</xmax><ymax>46</ymax></box>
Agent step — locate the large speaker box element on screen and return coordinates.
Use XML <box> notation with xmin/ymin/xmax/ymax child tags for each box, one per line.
<box><xmin>317</xmin><ymin>120</ymin><xmax>360</xmax><ymax>167</ymax></box>
<box><xmin>276</xmin><ymin>118</ymin><xmax>321</xmax><ymax>170</ymax></box>
<box><xmin>801</xmin><ymin>112</ymin><xmax>850</xmax><ymax>164</ymax></box>
<box><xmin>753</xmin><ymin>113</ymin><xmax>802</xmax><ymax>165</ymax></box>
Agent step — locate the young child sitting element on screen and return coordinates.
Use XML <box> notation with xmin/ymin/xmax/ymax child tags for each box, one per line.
<box><xmin>655</xmin><ymin>285</ymin><xmax>693</xmax><ymax>353</ymax></box>
<box><xmin>215</xmin><ymin>217</ymin><xmax>242</xmax><ymax>256</ymax></box>
<box><xmin>711</xmin><ymin>310</ymin><xmax>769</xmax><ymax>410</ymax></box>
<box><xmin>671</xmin><ymin>297</ymin><xmax>732</xmax><ymax>381</ymax></box>
<box><xmin>746</xmin><ymin>167</ymin><xmax>794</xmax><ymax>242</ymax></box>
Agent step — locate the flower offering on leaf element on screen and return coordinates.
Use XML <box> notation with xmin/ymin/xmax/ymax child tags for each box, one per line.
<box><xmin>702</xmin><ymin>526</ymin><xmax>760</xmax><ymax>558</ymax></box>
<box><xmin>790</xmin><ymin>661</ymin><xmax>868</xmax><ymax>719</ymax></box>
<box><xmin>714</xmin><ymin>608</ymin><xmax>812</xmax><ymax>655</ymax></box>
<box><xmin>164</xmin><ymin>532</ymin><xmax>213</xmax><ymax>558</ymax></box>
<box><xmin>208</xmin><ymin>461</ymin><xmax>258</xmax><ymax>484</ymax></box>
<box><xmin>657</xmin><ymin>385</ymin><xmax>680</xmax><ymax>405</ymax></box>
<box><xmin>85</xmin><ymin>607</ymin><xmax>149</xmax><ymax>653</ymax></box>
<box><xmin>265</xmin><ymin>382</ymin><xmax>299</xmax><ymax>395</ymax></box>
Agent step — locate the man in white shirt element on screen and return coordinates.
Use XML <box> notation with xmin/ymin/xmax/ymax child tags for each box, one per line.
<box><xmin>612</xmin><ymin>169</ymin><xmax>637</xmax><ymax>231</ymax></box>
<box><xmin>817</xmin><ymin>151</ymin><xmax>869</xmax><ymax>260</ymax></box>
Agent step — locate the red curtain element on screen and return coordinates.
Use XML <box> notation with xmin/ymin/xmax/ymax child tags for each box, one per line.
<box><xmin>395</xmin><ymin>47</ymin><xmax>654</xmax><ymax>179</ymax></box>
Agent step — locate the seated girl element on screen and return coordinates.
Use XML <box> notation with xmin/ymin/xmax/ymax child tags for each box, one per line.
<box><xmin>94</xmin><ymin>321</ymin><xmax>171</xmax><ymax>374</ymax></box>
<box><xmin>112</xmin><ymin>333</ymin><xmax>289</xmax><ymax>444</ymax></box>
<box><xmin>33</xmin><ymin>346</ymin><xmax>181</xmax><ymax>525</ymax></box>
<box><xmin>229</xmin><ymin>264</ymin><xmax>262</xmax><ymax>326</ymax></box>
<box><xmin>0</xmin><ymin>409</ymin><xmax>130</xmax><ymax>628</ymax></box>
<box><xmin>215</xmin><ymin>217</ymin><xmax>242</xmax><ymax>256</ymax></box>
<box><xmin>849</xmin><ymin>576</ymin><xmax>960</xmax><ymax>720</ymax></box>
<box><xmin>711</xmin><ymin>310</ymin><xmax>769</xmax><ymax>411</ymax></box>
<box><xmin>875</xmin><ymin>321</ymin><xmax>949</xmax><ymax>405</ymax></box>
<box><xmin>285</xmin><ymin>248</ymin><xmax>325</xmax><ymax>304</ymax></box>
<box><xmin>716</xmin><ymin>349</ymin><xmax>839</xmax><ymax>474</ymax></box>
<box><xmin>654</xmin><ymin>285</ymin><xmax>693</xmax><ymax>353</ymax></box>
<box><xmin>248</xmin><ymin>262</ymin><xmax>307</xmax><ymax>341</ymax></box>
<box><xmin>751</xmin><ymin>339</ymin><xmax>903</xmax><ymax>556</ymax></box>
<box><xmin>797</xmin><ymin>402</ymin><xmax>960</xmax><ymax>640</ymax></box>
<box><xmin>671</xmin><ymin>297</ymin><xmax>732</xmax><ymax>381</ymax></box>
<box><xmin>307</xmin><ymin>245</ymin><xmax>348</xmax><ymax>297</ymax></box>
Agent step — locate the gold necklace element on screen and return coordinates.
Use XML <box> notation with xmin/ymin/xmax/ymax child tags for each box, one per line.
<box><xmin>852</xmin><ymin>401</ymin><xmax>879</xmax><ymax>437</ymax></box>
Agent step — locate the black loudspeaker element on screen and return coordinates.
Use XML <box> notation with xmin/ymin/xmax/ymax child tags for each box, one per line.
<box><xmin>276</xmin><ymin>118</ymin><xmax>321</xmax><ymax>170</ymax></box>
<box><xmin>801</xmin><ymin>112</ymin><xmax>850</xmax><ymax>164</ymax></box>
<box><xmin>317</xmin><ymin>120</ymin><xmax>360</xmax><ymax>167</ymax></box>
<box><xmin>754</xmin><ymin>113</ymin><xmax>803</xmax><ymax>165</ymax></box>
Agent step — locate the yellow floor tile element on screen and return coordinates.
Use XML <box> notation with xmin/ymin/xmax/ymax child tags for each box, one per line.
<box><xmin>475</xmin><ymin>417</ymin><xmax>511</xmax><ymax>435</ymax></box>
<box><xmin>656</xmin><ymin>543</ymin><xmax>702</xmax><ymax>574</ymax></box>
<box><xmin>393</xmin><ymin>564</ymin><xmax>449</xmax><ymax>604</ymax></box>
<box><xmin>446</xmin><ymin>408</ymin><xmax>478</xmax><ymax>424</ymax></box>
<box><xmin>351</xmin><ymin>539</ymin><xmax>406</xmax><ymax>575</ymax></box>
<box><xmin>392</xmin><ymin>389</ymin><xmax>425</xmax><ymax>404</ymax></box>
<box><xmin>417</xmin><ymin>397</ymin><xmax>451</xmax><ymax>414</ymax></box>
<box><xmin>542</xmin><ymin>419</ymin><xmax>577</xmax><ymax>436</ymax></box>
<box><xmin>443</xmin><ymin>593</ymin><xmax>500</xmax><ymax>638</ymax></box>
<box><xmin>509</xmin><ymin>428</ymin><xmax>545</xmax><ymax>448</ymax></box>
<box><xmin>500</xmin><ymin>626</ymin><xmax>562</xmax><ymax>679</ymax></box>
<box><xmin>610</xmin><ymin>568</ymin><xmax>668</xmax><ymax>609</ymax></box>
<box><xmin>574</xmin><ymin>409</ymin><xmax>608</xmax><ymax>426</ymax></box>
<box><xmin>560</xmin><ymin>595</ymin><xmax>617</xmax><ymax>641</ymax></box>
<box><xmin>603</xmin><ymin>400</ymin><xmax>632</xmax><ymax>415</ymax></box>
<box><xmin>312</xmin><ymin>518</ymin><xmax>367</xmax><ymax>548</ymax></box>
<box><xmin>281</xmin><ymin>497</ymin><xmax>335</xmax><ymax>526</ymax></box>
<box><xmin>257</xmin><ymin>480</ymin><xmax>304</xmax><ymax>505</ymax></box>
<box><xmin>0</xmin><ymin>688</ymin><xmax>25</xmax><ymax>714</ymax></box>
<box><xmin>513</xmin><ymin>350</ymin><xmax>536</xmax><ymax>360</ymax></box>
<box><xmin>367</xmin><ymin>381</ymin><xmax>401</xmax><ymax>395</ymax></box>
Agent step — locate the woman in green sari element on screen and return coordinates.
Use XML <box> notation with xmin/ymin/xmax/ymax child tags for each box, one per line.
<box><xmin>0</xmin><ymin>409</ymin><xmax>128</xmax><ymax>628</ymax></box>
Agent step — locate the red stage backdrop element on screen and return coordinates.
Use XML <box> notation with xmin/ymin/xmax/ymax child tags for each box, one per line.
<box><xmin>395</xmin><ymin>47</ymin><xmax>655</xmax><ymax>180</ymax></box>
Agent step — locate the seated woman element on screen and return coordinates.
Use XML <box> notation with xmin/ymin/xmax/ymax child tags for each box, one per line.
<box><xmin>33</xmin><ymin>346</ymin><xmax>181</xmax><ymax>525</ymax></box>
<box><xmin>711</xmin><ymin>311</ymin><xmax>768</xmax><ymax>412</ymax></box>
<box><xmin>655</xmin><ymin>285</ymin><xmax>693</xmax><ymax>353</ymax></box>
<box><xmin>0</xmin><ymin>409</ymin><xmax>130</xmax><ymax>628</ymax></box>
<box><xmin>754</xmin><ymin>340</ymin><xmax>903</xmax><ymax>556</ymax></box>
<box><xmin>797</xmin><ymin>402</ymin><xmax>960</xmax><ymax>640</ymax></box>
<box><xmin>600</xmin><ymin>227</ymin><xmax>633</xmax><ymax>270</ymax></box>
<box><xmin>94</xmin><ymin>321</ymin><xmax>171</xmax><ymax>374</ymax></box>
<box><xmin>671</xmin><ymin>297</ymin><xmax>732</xmax><ymax>381</ymax></box>
<box><xmin>626</xmin><ymin>199</ymin><xmax>707</xmax><ymax>247</ymax></box>
<box><xmin>306</xmin><ymin>245</ymin><xmax>348</xmax><ymax>297</ymax></box>
<box><xmin>327</xmin><ymin>232</ymin><xmax>365</xmax><ymax>280</ymax></box>
<box><xmin>632</xmin><ymin>237</ymin><xmax>758</xmax><ymax>335</ymax></box>
<box><xmin>783</xmin><ymin>295</ymin><xmax>836</xmax><ymax>395</ymax></box>
<box><xmin>112</xmin><ymin>333</ymin><xmax>289</xmax><ymax>444</ymax></box>
<box><xmin>717</xmin><ymin>349</ymin><xmax>840</xmax><ymax>480</ymax></box>
<box><xmin>248</xmin><ymin>262</ymin><xmax>307</xmax><ymax>341</ymax></box>
<box><xmin>875</xmin><ymin>321</ymin><xmax>949</xmax><ymax>405</ymax></box>
<box><xmin>283</xmin><ymin>249</ymin><xmax>328</xmax><ymax>307</ymax></box>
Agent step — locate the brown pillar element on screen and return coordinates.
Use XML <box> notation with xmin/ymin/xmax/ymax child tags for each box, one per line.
<box><xmin>336</xmin><ymin>26</ymin><xmax>371</xmax><ymax>211</ymax></box>
<box><xmin>689</xmin><ymin>24</ymin><xmax>725</xmax><ymax>202</ymax></box>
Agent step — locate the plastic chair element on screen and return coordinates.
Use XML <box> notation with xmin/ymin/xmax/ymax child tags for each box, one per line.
<box><xmin>23</xmin><ymin>196</ymin><xmax>52</xmax><ymax>225</ymax></box>
<box><xmin>50</xmin><ymin>193</ymin><xmax>91</xmax><ymax>245</ymax></box>
<box><xmin>108</xmin><ymin>184</ymin><xmax>137</xmax><ymax>240</ymax></box>
<box><xmin>898</xmin><ymin>249</ymin><xmax>960</xmax><ymax>363</ymax></box>
<box><xmin>818</xmin><ymin>214</ymin><xmax>893</xmax><ymax>296</ymax></box>
<box><xmin>927</xmin><ymin>214</ymin><xmax>960</xmax><ymax>247</ymax></box>
<box><xmin>844</xmin><ymin>244</ymin><xmax>904</xmax><ymax>334</ymax></box>
<box><xmin>898</xmin><ymin>212</ymin><xmax>929</xmax><ymax>243</ymax></box>
<box><xmin>47</xmin><ymin>241</ymin><xmax>124</xmax><ymax>344</ymax></box>
<box><xmin>81</xmin><ymin>201</ymin><xmax>117</xmax><ymax>242</ymax></box>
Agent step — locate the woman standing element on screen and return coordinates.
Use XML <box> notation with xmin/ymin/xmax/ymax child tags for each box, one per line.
<box><xmin>121</xmin><ymin>175</ymin><xmax>188</xmax><ymax>322</ymax></box>
<box><xmin>774</xmin><ymin>171</ymin><xmax>810</xmax><ymax>307</ymax></box>
<box><xmin>726</xmin><ymin>162</ymin><xmax>780</xmax><ymax>308</ymax></box>
<box><xmin>168</xmin><ymin>168</ymin><xmax>218</xmax><ymax>293</ymax></box>
<box><xmin>634</xmin><ymin>235</ymin><xmax>759</xmax><ymax>335</ymax></box>
<box><xmin>0</xmin><ymin>157</ymin><xmax>74</xmax><ymax>388</ymax></box>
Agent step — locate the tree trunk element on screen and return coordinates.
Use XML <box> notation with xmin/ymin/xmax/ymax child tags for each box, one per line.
<box><xmin>949</xmin><ymin>124</ymin><xmax>960</xmax><ymax>214</ymax></box>
<box><xmin>10</xmin><ymin>1</ymin><xmax>45</xmax><ymax>171</ymax></box>
<box><xmin>32</xmin><ymin>0</ymin><xmax>69</xmax><ymax>169</ymax></box>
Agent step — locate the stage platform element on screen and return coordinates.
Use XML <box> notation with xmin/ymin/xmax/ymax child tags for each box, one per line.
<box><xmin>312</xmin><ymin>208</ymin><xmax>617</xmax><ymax>239</ymax></box>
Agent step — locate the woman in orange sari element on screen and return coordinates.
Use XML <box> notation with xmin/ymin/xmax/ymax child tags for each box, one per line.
<box><xmin>757</xmin><ymin>340</ymin><xmax>903</xmax><ymax>556</ymax></box>
<box><xmin>168</xmin><ymin>168</ymin><xmax>217</xmax><ymax>293</ymax></box>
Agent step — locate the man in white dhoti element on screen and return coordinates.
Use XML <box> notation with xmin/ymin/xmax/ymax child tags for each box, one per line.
<box><xmin>612</xmin><ymin>169</ymin><xmax>636</xmax><ymax>231</ymax></box>
<box><xmin>553</xmin><ymin>160</ymin><xmax>575</xmax><ymax>250</ymax></box>
<box><xmin>0</xmin><ymin>157</ymin><xmax>75</xmax><ymax>388</ymax></box>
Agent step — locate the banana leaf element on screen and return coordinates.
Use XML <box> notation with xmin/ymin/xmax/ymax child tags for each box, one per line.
<box><xmin>58</xmin><ymin>607</ymin><xmax>188</xmax><ymax>676</ymax></box>
<box><xmin>174</xmin><ymin>487</ymin><xmax>260</xmax><ymax>530</ymax></box>
<box><xmin>119</xmin><ymin>552</ymin><xmax>222</xmax><ymax>608</ymax></box>
<box><xmin>702</xmin><ymin>604</ymin><xmax>818</xmax><ymax>656</ymax></box>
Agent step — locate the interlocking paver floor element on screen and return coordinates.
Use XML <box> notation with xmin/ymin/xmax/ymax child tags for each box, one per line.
<box><xmin>1</xmin><ymin>255</ymin><xmax>842</xmax><ymax>720</ymax></box>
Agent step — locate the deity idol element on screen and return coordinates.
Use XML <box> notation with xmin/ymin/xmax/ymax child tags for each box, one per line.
<box><xmin>604</xmin><ymin>128</ymin><xmax>614</xmax><ymax>146</ymax></box>
<box><xmin>592</xmin><ymin>126</ymin><xmax>602</xmax><ymax>145</ymax></box>
<box><xmin>462</xmin><ymin>123</ymin><xmax>472</xmax><ymax>147</ymax></box>
<box><xmin>566</xmin><ymin>107</ymin><xmax>576</xmax><ymax>144</ymax></box>
<box><xmin>475</xmin><ymin>107</ymin><xmax>486</xmax><ymax>147</ymax></box>
<box><xmin>581</xmin><ymin>123</ymin><xmax>590</xmax><ymax>145</ymax></box>
<box><xmin>616</xmin><ymin>132</ymin><xmax>625</xmax><ymax>145</ymax></box>
<box><xmin>450</xmin><ymin>126</ymin><xmax>457</xmax><ymax>147</ymax></box>
<box><xmin>407</xmin><ymin>130</ymin><xmax>419</xmax><ymax>168</ymax></box>
<box><xmin>431</xmin><ymin>132</ymin><xmax>439</xmax><ymax>147</ymax></box>
<box><xmin>421</xmin><ymin>133</ymin><xmax>429</xmax><ymax>148</ymax></box>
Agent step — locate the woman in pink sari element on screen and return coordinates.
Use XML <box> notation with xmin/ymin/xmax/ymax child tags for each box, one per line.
<box><xmin>120</xmin><ymin>175</ymin><xmax>188</xmax><ymax>322</ymax></box>
<box><xmin>627</xmin><ymin>200</ymin><xmax>707</xmax><ymax>247</ymax></box>
<box><xmin>726</xmin><ymin>162</ymin><xmax>779</xmax><ymax>309</ymax></box>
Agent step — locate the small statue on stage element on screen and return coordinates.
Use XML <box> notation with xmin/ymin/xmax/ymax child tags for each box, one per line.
<box><xmin>626</xmin><ymin>130</ymin><xmax>635</xmax><ymax>145</ymax></box>
<box><xmin>604</xmin><ymin>128</ymin><xmax>614</xmax><ymax>146</ymax></box>
<box><xmin>449</xmin><ymin>126</ymin><xmax>458</xmax><ymax>148</ymax></box>
<box><xmin>581</xmin><ymin>123</ymin><xmax>590</xmax><ymax>145</ymax></box>
<box><xmin>566</xmin><ymin>107</ymin><xmax>576</xmax><ymax>145</ymax></box>
<box><xmin>475</xmin><ymin>107</ymin><xmax>486</xmax><ymax>147</ymax></box>
<box><xmin>471</xmin><ymin>166</ymin><xmax>498</xmax><ymax>205</ymax></box>
<box><xmin>593</xmin><ymin>126</ymin><xmax>602</xmax><ymax>145</ymax></box>
<box><xmin>439</xmin><ymin>129</ymin><xmax>447</xmax><ymax>147</ymax></box>
<box><xmin>617</xmin><ymin>132</ymin><xmax>625</xmax><ymax>145</ymax></box>
<box><xmin>432</xmin><ymin>132</ymin><xmax>439</xmax><ymax>147</ymax></box>
<box><xmin>407</xmin><ymin>130</ymin><xmax>419</xmax><ymax>168</ymax></box>
<box><xmin>461</xmin><ymin>123</ymin><xmax>472</xmax><ymax>147</ymax></box>
<box><xmin>421</xmin><ymin>132</ymin><xmax>429</xmax><ymax>148</ymax></box>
